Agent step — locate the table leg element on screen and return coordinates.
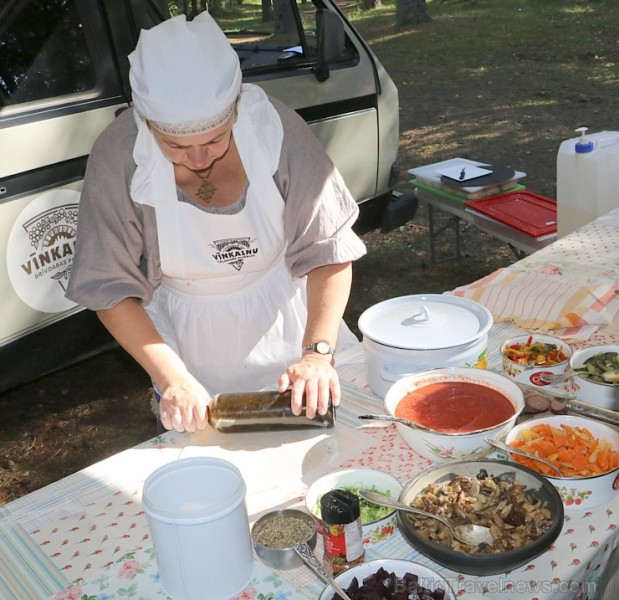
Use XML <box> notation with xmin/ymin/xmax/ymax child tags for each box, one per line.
<box><xmin>426</xmin><ymin>203</ymin><xmax>463</xmax><ymax>264</ymax></box>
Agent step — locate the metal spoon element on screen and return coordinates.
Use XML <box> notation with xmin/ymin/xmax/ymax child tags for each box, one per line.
<box><xmin>358</xmin><ymin>414</ymin><xmax>436</xmax><ymax>433</ymax></box>
<box><xmin>294</xmin><ymin>541</ymin><xmax>353</xmax><ymax>600</ymax></box>
<box><xmin>485</xmin><ymin>438</ymin><xmax>565</xmax><ymax>477</ymax></box>
<box><xmin>539</xmin><ymin>369</ymin><xmax>574</xmax><ymax>385</ymax></box>
<box><xmin>358</xmin><ymin>490</ymin><xmax>494</xmax><ymax>546</ymax></box>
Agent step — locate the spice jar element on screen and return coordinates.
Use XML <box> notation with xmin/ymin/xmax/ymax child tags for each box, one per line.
<box><xmin>209</xmin><ymin>390</ymin><xmax>335</xmax><ymax>432</ymax></box>
<box><xmin>320</xmin><ymin>489</ymin><xmax>365</xmax><ymax>576</ymax></box>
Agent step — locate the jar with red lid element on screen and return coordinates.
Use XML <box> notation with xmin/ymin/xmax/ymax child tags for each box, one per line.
<box><xmin>320</xmin><ymin>489</ymin><xmax>364</xmax><ymax>576</ymax></box>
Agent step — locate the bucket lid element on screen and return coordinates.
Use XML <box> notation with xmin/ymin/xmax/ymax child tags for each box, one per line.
<box><xmin>358</xmin><ymin>294</ymin><xmax>493</xmax><ymax>350</ymax></box>
<box><xmin>142</xmin><ymin>457</ymin><xmax>247</xmax><ymax>524</ymax></box>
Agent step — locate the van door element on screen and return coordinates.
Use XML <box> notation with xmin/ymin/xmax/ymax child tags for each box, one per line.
<box><xmin>0</xmin><ymin>0</ymin><xmax>133</xmax><ymax>386</ymax></box>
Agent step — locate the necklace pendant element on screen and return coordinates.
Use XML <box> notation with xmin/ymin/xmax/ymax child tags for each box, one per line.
<box><xmin>197</xmin><ymin>178</ymin><xmax>216</xmax><ymax>203</ymax></box>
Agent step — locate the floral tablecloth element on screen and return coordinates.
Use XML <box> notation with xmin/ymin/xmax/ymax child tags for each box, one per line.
<box><xmin>2</xmin><ymin>354</ymin><xmax>618</xmax><ymax>600</ymax></box>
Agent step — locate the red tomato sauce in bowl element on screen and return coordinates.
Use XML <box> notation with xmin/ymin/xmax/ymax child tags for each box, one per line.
<box><xmin>394</xmin><ymin>382</ymin><xmax>515</xmax><ymax>433</ymax></box>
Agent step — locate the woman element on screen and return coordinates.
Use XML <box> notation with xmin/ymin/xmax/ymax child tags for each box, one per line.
<box><xmin>66</xmin><ymin>12</ymin><xmax>366</xmax><ymax>433</ymax></box>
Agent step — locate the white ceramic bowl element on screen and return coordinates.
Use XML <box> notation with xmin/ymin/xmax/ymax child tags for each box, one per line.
<box><xmin>569</xmin><ymin>344</ymin><xmax>619</xmax><ymax>411</ymax></box>
<box><xmin>305</xmin><ymin>468</ymin><xmax>402</xmax><ymax>547</ymax></box>
<box><xmin>505</xmin><ymin>414</ymin><xmax>619</xmax><ymax>509</ymax></box>
<box><xmin>500</xmin><ymin>334</ymin><xmax>572</xmax><ymax>387</ymax></box>
<box><xmin>318</xmin><ymin>558</ymin><xmax>456</xmax><ymax>600</ymax></box>
<box><xmin>383</xmin><ymin>367</ymin><xmax>524</xmax><ymax>462</ymax></box>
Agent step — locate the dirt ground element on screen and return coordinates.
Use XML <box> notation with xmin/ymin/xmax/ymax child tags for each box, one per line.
<box><xmin>1</xmin><ymin>2</ymin><xmax>617</xmax><ymax>505</ymax></box>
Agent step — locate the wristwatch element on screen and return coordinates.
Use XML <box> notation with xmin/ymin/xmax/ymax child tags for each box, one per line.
<box><xmin>302</xmin><ymin>341</ymin><xmax>334</xmax><ymax>355</ymax></box>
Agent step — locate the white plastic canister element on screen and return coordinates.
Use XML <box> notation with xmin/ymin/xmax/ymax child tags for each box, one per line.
<box><xmin>142</xmin><ymin>457</ymin><xmax>254</xmax><ymax>600</ymax></box>
<box><xmin>557</xmin><ymin>127</ymin><xmax>619</xmax><ymax>238</ymax></box>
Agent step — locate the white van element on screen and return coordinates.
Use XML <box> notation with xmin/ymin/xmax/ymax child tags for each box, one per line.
<box><xmin>0</xmin><ymin>0</ymin><xmax>407</xmax><ymax>391</ymax></box>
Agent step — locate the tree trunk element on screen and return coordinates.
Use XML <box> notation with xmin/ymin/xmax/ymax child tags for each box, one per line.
<box><xmin>396</xmin><ymin>0</ymin><xmax>430</xmax><ymax>27</ymax></box>
<box><xmin>361</xmin><ymin>0</ymin><xmax>381</xmax><ymax>9</ymax></box>
<box><xmin>183</xmin><ymin>0</ymin><xmax>207</xmax><ymax>18</ymax></box>
<box><xmin>273</xmin><ymin>0</ymin><xmax>295</xmax><ymax>33</ymax></box>
<box><xmin>262</xmin><ymin>0</ymin><xmax>273</xmax><ymax>22</ymax></box>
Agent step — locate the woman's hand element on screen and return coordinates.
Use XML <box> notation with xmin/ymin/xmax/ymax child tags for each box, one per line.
<box><xmin>159</xmin><ymin>372</ymin><xmax>212</xmax><ymax>432</ymax></box>
<box><xmin>278</xmin><ymin>261</ymin><xmax>352</xmax><ymax>419</ymax></box>
<box><xmin>97</xmin><ymin>298</ymin><xmax>212</xmax><ymax>433</ymax></box>
<box><xmin>278</xmin><ymin>354</ymin><xmax>340</xmax><ymax>419</ymax></box>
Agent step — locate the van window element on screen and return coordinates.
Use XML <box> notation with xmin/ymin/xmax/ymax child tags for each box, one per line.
<box><xmin>0</xmin><ymin>0</ymin><xmax>97</xmax><ymax>109</ymax></box>
<box><xmin>167</xmin><ymin>0</ymin><xmax>357</xmax><ymax>76</ymax></box>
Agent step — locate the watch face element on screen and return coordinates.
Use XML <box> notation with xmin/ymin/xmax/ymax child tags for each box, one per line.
<box><xmin>315</xmin><ymin>342</ymin><xmax>331</xmax><ymax>354</ymax></box>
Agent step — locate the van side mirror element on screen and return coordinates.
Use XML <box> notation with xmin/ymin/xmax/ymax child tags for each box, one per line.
<box><xmin>314</xmin><ymin>9</ymin><xmax>345</xmax><ymax>82</ymax></box>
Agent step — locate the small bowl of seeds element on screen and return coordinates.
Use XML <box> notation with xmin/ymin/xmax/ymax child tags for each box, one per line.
<box><xmin>251</xmin><ymin>508</ymin><xmax>317</xmax><ymax>570</ymax></box>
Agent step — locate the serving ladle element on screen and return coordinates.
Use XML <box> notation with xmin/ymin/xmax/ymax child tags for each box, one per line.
<box><xmin>358</xmin><ymin>490</ymin><xmax>494</xmax><ymax>546</ymax></box>
<box><xmin>485</xmin><ymin>438</ymin><xmax>565</xmax><ymax>477</ymax></box>
<box><xmin>358</xmin><ymin>413</ymin><xmax>436</xmax><ymax>433</ymax></box>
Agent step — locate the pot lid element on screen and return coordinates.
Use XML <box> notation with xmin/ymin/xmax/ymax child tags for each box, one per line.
<box><xmin>358</xmin><ymin>294</ymin><xmax>493</xmax><ymax>350</ymax></box>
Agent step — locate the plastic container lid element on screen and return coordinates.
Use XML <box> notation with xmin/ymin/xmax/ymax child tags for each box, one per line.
<box><xmin>575</xmin><ymin>140</ymin><xmax>594</xmax><ymax>153</ymax></box>
<box><xmin>320</xmin><ymin>489</ymin><xmax>360</xmax><ymax>525</ymax></box>
<box><xmin>357</xmin><ymin>294</ymin><xmax>493</xmax><ymax>350</ymax></box>
<box><xmin>142</xmin><ymin>457</ymin><xmax>246</xmax><ymax>523</ymax></box>
<box><xmin>575</xmin><ymin>126</ymin><xmax>594</xmax><ymax>153</ymax></box>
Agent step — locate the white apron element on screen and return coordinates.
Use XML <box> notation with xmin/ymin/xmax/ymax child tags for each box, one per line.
<box><xmin>139</xmin><ymin>86</ymin><xmax>356</xmax><ymax>395</ymax></box>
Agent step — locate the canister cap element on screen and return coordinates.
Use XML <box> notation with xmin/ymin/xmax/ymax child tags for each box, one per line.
<box><xmin>320</xmin><ymin>489</ymin><xmax>360</xmax><ymax>525</ymax></box>
<box><xmin>575</xmin><ymin>126</ymin><xmax>594</xmax><ymax>153</ymax></box>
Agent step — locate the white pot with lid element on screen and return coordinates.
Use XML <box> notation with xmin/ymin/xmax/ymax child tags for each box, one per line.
<box><xmin>358</xmin><ymin>294</ymin><xmax>493</xmax><ymax>397</ymax></box>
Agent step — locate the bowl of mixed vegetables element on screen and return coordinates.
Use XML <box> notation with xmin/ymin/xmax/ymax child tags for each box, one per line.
<box><xmin>569</xmin><ymin>344</ymin><xmax>619</xmax><ymax>411</ymax></box>
<box><xmin>305</xmin><ymin>468</ymin><xmax>402</xmax><ymax>547</ymax></box>
<box><xmin>500</xmin><ymin>334</ymin><xmax>572</xmax><ymax>387</ymax></box>
<box><xmin>504</xmin><ymin>414</ymin><xmax>619</xmax><ymax>509</ymax></box>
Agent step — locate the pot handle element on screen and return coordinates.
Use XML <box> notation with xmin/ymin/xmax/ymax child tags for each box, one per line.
<box><xmin>380</xmin><ymin>365</ymin><xmax>416</xmax><ymax>383</ymax></box>
<box><xmin>400</xmin><ymin>305</ymin><xmax>431</xmax><ymax>326</ymax></box>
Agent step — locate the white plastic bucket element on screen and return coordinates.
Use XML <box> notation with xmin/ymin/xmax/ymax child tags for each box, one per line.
<box><xmin>142</xmin><ymin>457</ymin><xmax>254</xmax><ymax>599</ymax></box>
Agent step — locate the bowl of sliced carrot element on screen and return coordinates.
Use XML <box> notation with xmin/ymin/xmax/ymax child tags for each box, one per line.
<box><xmin>500</xmin><ymin>334</ymin><xmax>572</xmax><ymax>388</ymax></box>
<box><xmin>504</xmin><ymin>415</ymin><xmax>619</xmax><ymax>509</ymax></box>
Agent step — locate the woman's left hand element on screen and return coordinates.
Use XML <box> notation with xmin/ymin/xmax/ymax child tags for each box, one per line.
<box><xmin>278</xmin><ymin>354</ymin><xmax>340</xmax><ymax>418</ymax></box>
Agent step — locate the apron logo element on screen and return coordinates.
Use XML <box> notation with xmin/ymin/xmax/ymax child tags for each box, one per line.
<box><xmin>210</xmin><ymin>237</ymin><xmax>258</xmax><ymax>271</ymax></box>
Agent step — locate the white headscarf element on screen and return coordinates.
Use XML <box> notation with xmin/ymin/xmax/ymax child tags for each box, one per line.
<box><xmin>129</xmin><ymin>11</ymin><xmax>241</xmax><ymax>134</ymax></box>
<box><xmin>127</xmin><ymin>12</ymin><xmax>283</xmax><ymax>209</ymax></box>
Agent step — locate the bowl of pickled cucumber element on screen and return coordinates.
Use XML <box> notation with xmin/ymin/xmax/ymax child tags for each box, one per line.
<box><xmin>570</xmin><ymin>344</ymin><xmax>619</xmax><ymax>411</ymax></box>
